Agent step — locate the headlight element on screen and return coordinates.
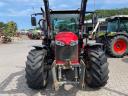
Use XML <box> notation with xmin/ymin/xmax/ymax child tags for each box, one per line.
<box><xmin>70</xmin><ymin>40</ymin><xmax>78</xmax><ymax>46</ymax></box>
<box><xmin>55</xmin><ymin>40</ymin><xmax>65</xmax><ymax>46</ymax></box>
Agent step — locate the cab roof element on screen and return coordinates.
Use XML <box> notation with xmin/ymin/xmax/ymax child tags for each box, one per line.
<box><xmin>106</xmin><ymin>15</ymin><xmax>128</xmax><ymax>21</ymax></box>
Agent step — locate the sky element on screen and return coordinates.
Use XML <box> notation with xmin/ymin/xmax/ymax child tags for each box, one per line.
<box><xmin>0</xmin><ymin>0</ymin><xmax>128</xmax><ymax>30</ymax></box>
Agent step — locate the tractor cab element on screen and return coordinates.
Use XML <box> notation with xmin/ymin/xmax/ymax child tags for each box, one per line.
<box><xmin>51</xmin><ymin>12</ymin><xmax>79</xmax><ymax>35</ymax></box>
<box><xmin>107</xmin><ymin>15</ymin><xmax>128</xmax><ymax>33</ymax></box>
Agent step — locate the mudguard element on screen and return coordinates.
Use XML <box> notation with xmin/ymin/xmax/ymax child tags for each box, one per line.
<box><xmin>33</xmin><ymin>45</ymin><xmax>48</xmax><ymax>50</ymax></box>
<box><xmin>87</xmin><ymin>42</ymin><xmax>103</xmax><ymax>49</ymax></box>
<box><xmin>83</xmin><ymin>39</ymin><xmax>103</xmax><ymax>49</ymax></box>
<box><xmin>107</xmin><ymin>32</ymin><xmax>128</xmax><ymax>37</ymax></box>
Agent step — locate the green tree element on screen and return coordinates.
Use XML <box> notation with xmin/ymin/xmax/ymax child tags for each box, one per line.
<box><xmin>0</xmin><ymin>22</ymin><xmax>5</xmax><ymax>28</ymax></box>
<box><xmin>0</xmin><ymin>22</ymin><xmax>5</xmax><ymax>36</ymax></box>
<box><xmin>4</xmin><ymin>21</ymin><xmax>17</xmax><ymax>37</ymax></box>
<box><xmin>85</xmin><ymin>8</ymin><xmax>128</xmax><ymax>20</ymax></box>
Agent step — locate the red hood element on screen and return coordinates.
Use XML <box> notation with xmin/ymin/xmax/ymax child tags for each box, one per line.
<box><xmin>55</xmin><ymin>32</ymin><xmax>78</xmax><ymax>45</ymax></box>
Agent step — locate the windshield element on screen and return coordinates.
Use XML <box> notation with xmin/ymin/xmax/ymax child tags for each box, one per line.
<box><xmin>119</xmin><ymin>20</ymin><xmax>128</xmax><ymax>32</ymax></box>
<box><xmin>51</xmin><ymin>14</ymin><xmax>79</xmax><ymax>34</ymax></box>
<box><xmin>107</xmin><ymin>19</ymin><xmax>128</xmax><ymax>32</ymax></box>
<box><xmin>107</xmin><ymin>20</ymin><xmax>118</xmax><ymax>32</ymax></box>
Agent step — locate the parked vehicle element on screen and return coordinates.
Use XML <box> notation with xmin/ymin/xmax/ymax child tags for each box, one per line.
<box><xmin>27</xmin><ymin>30</ymin><xmax>41</xmax><ymax>40</ymax></box>
<box><xmin>96</xmin><ymin>15</ymin><xmax>128</xmax><ymax>57</ymax></box>
<box><xmin>25</xmin><ymin>0</ymin><xmax>109</xmax><ymax>90</ymax></box>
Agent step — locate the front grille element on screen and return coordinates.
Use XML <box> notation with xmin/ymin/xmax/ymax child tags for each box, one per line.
<box><xmin>55</xmin><ymin>45</ymin><xmax>78</xmax><ymax>61</ymax></box>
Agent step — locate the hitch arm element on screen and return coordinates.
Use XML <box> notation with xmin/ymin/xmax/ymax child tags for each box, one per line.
<box><xmin>80</xmin><ymin>59</ymin><xmax>86</xmax><ymax>89</ymax></box>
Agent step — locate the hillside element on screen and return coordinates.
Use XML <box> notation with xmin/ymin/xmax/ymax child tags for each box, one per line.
<box><xmin>86</xmin><ymin>8</ymin><xmax>128</xmax><ymax>19</ymax></box>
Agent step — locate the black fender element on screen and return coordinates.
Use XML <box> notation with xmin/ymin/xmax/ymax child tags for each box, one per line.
<box><xmin>83</xmin><ymin>38</ymin><xmax>103</xmax><ymax>50</ymax></box>
<box><xmin>33</xmin><ymin>45</ymin><xmax>48</xmax><ymax>50</ymax></box>
<box><xmin>84</xmin><ymin>42</ymin><xmax>104</xmax><ymax>51</ymax></box>
<box><xmin>87</xmin><ymin>43</ymin><xmax>103</xmax><ymax>49</ymax></box>
<box><xmin>116</xmin><ymin>32</ymin><xmax>128</xmax><ymax>37</ymax></box>
<box><xmin>82</xmin><ymin>43</ymin><xmax>105</xmax><ymax>60</ymax></box>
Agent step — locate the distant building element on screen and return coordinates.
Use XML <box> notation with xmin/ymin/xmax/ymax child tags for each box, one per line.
<box><xmin>84</xmin><ymin>18</ymin><xmax>107</xmax><ymax>33</ymax></box>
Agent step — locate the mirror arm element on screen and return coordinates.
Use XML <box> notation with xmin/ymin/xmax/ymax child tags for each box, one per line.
<box><xmin>38</xmin><ymin>19</ymin><xmax>45</xmax><ymax>29</ymax></box>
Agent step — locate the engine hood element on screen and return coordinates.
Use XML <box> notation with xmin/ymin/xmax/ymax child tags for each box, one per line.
<box><xmin>55</xmin><ymin>32</ymin><xmax>78</xmax><ymax>45</ymax></box>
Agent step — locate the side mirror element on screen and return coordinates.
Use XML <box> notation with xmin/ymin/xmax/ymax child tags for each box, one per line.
<box><xmin>31</xmin><ymin>16</ymin><xmax>37</xmax><ymax>26</ymax></box>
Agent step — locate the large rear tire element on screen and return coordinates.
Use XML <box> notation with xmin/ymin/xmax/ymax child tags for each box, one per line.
<box><xmin>85</xmin><ymin>48</ymin><xmax>109</xmax><ymax>88</ymax></box>
<box><xmin>25</xmin><ymin>49</ymin><xmax>48</xmax><ymax>89</ymax></box>
<box><xmin>107</xmin><ymin>36</ymin><xmax>128</xmax><ymax>58</ymax></box>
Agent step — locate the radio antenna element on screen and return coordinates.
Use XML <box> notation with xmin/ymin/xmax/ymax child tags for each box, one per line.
<box><xmin>32</xmin><ymin>7</ymin><xmax>36</xmax><ymax>15</ymax></box>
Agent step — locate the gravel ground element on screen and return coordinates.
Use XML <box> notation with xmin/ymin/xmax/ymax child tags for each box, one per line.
<box><xmin>0</xmin><ymin>40</ymin><xmax>128</xmax><ymax>96</ymax></box>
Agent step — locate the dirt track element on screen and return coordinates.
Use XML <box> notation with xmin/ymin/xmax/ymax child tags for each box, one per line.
<box><xmin>0</xmin><ymin>40</ymin><xmax>128</xmax><ymax>96</ymax></box>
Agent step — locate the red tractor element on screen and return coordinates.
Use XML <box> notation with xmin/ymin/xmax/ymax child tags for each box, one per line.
<box><xmin>25</xmin><ymin>0</ymin><xmax>109</xmax><ymax>90</ymax></box>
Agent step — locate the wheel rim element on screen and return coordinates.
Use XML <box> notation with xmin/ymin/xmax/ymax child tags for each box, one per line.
<box><xmin>113</xmin><ymin>39</ymin><xmax>127</xmax><ymax>54</ymax></box>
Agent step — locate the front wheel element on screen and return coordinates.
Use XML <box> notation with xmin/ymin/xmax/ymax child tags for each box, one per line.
<box><xmin>85</xmin><ymin>48</ymin><xmax>109</xmax><ymax>88</ymax></box>
<box><xmin>25</xmin><ymin>49</ymin><xmax>49</xmax><ymax>89</ymax></box>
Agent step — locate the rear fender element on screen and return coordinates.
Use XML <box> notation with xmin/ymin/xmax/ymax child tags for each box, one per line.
<box><xmin>107</xmin><ymin>32</ymin><xmax>128</xmax><ymax>38</ymax></box>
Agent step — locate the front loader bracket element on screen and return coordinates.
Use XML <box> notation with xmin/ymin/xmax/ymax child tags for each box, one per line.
<box><xmin>80</xmin><ymin>59</ymin><xmax>86</xmax><ymax>89</ymax></box>
<box><xmin>51</xmin><ymin>61</ymin><xmax>60</xmax><ymax>91</ymax></box>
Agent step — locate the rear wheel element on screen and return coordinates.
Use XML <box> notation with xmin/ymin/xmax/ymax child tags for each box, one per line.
<box><xmin>25</xmin><ymin>49</ymin><xmax>49</xmax><ymax>89</ymax></box>
<box><xmin>85</xmin><ymin>48</ymin><xmax>109</xmax><ymax>88</ymax></box>
<box><xmin>107</xmin><ymin>36</ymin><xmax>128</xmax><ymax>58</ymax></box>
